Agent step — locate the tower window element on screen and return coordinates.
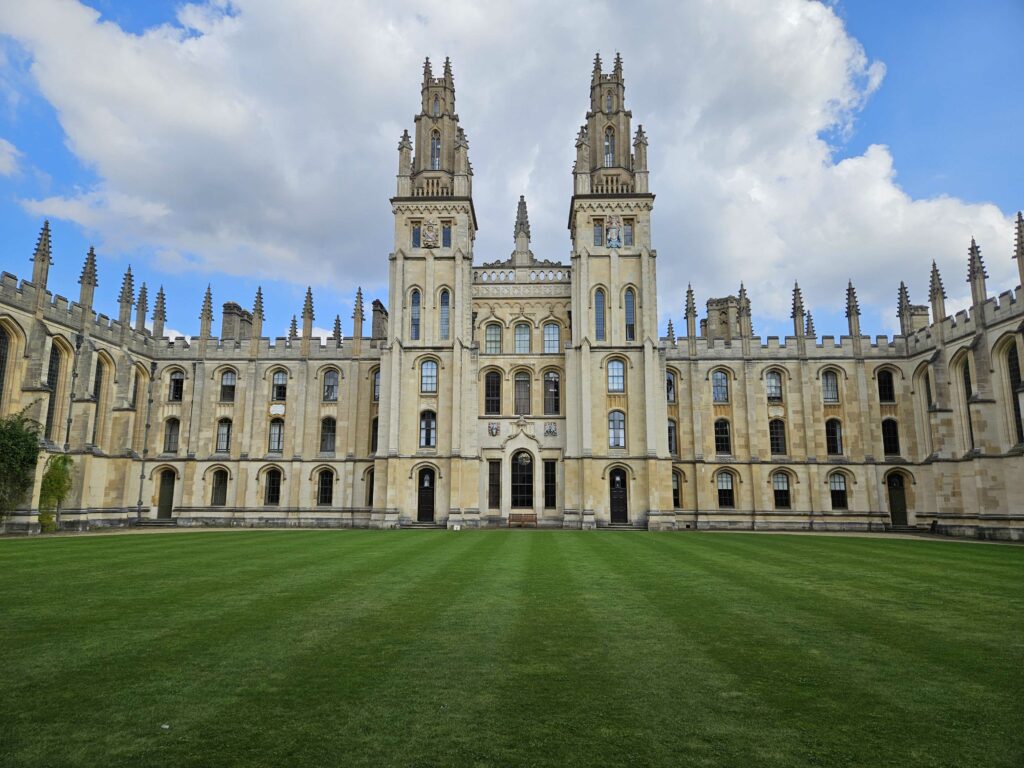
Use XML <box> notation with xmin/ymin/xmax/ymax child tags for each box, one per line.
<box><xmin>666</xmin><ymin>373</ymin><xmax>676</xmax><ymax>403</ymax></box>
<box><xmin>44</xmin><ymin>344</ymin><xmax>62</xmax><ymax>441</ymax></box>
<box><xmin>320</xmin><ymin>417</ymin><xmax>336</xmax><ymax>453</ymax></box>
<box><xmin>766</xmin><ymin>371</ymin><xmax>783</xmax><ymax>402</ymax></box>
<box><xmin>271</xmin><ymin>370</ymin><xmax>287</xmax><ymax>402</ymax></box>
<box><xmin>714</xmin><ymin>419</ymin><xmax>731</xmax><ymax>455</ymax></box>
<box><xmin>432</xmin><ymin>95</ymin><xmax>440</xmax><ymax>117</ymax></box>
<box><xmin>163</xmin><ymin>418</ymin><xmax>180</xmax><ymax>454</ymax></box>
<box><xmin>595</xmin><ymin>289</ymin><xmax>607</xmax><ymax>342</ymax></box>
<box><xmin>826</xmin><ymin>419</ymin><xmax>843</xmax><ymax>455</ymax></box>
<box><xmin>609</xmin><ymin>410</ymin><xmax>626</xmax><ymax>448</ymax></box>
<box><xmin>672</xmin><ymin>472</ymin><xmax>681</xmax><ymax>508</ymax></box>
<box><xmin>439</xmin><ymin>290</ymin><xmax>450</xmax><ymax>341</ymax></box>
<box><xmin>625</xmin><ymin>289</ymin><xmax>636</xmax><ymax>342</ymax></box>
<box><xmin>829</xmin><ymin>473</ymin><xmax>848</xmax><ymax>510</ymax></box>
<box><xmin>712</xmin><ymin>370</ymin><xmax>729</xmax><ymax>403</ymax></box>
<box><xmin>604</xmin><ymin>127</ymin><xmax>615</xmax><ymax>167</ymax></box>
<box><xmin>168</xmin><ymin>370</ymin><xmax>184</xmax><ymax>402</ymax></box>
<box><xmin>882</xmin><ymin>419</ymin><xmax>900</xmax><ymax>456</ymax></box>
<box><xmin>607</xmin><ymin>359</ymin><xmax>625</xmax><ymax>393</ymax></box>
<box><xmin>624</xmin><ymin>219</ymin><xmax>634</xmax><ymax>247</ymax></box>
<box><xmin>412</xmin><ymin>223</ymin><xmax>421</xmax><ymax>248</ymax></box>
<box><xmin>268</xmin><ymin>418</ymin><xmax>284</xmax><ymax>453</ymax></box>
<box><xmin>668</xmin><ymin>420</ymin><xmax>678</xmax><ymax>456</ymax></box>
<box><xmin>372</xmin><ymin>368</ymin><xmax>381</xmax><ymax>402</ymax></box>
<box><xmin>605</xmin><ymin>92</ymin><xmax>612</xmax><ymax>113</ymax></box>
<box><xmin>220</xmin><ymin>370</ymin><xmax>236</xmax><ymax>402</ymax></box>
<box><xmin>370</xmin><ymin>417</ymin><xmax>379</xmax><ymax>454</ymax></box>
<box><xmin>419</xmin><ymin>410</ymin><xmax>437</xmax><ymax>448</ymax></box>
<box><xmin>1007</xmin><ymin>345</ymin><xmax>1023</xmax><ymax>444</ymax></box>
<box><xmin>822</xmin><ymin>371</ymin><xmax>840</xmax><ymax>403</ymax></box>
<box><xmin>430</xmin><ymin>130</ymin><xmax>441</xmax><ymax>170</ymax></box>
<box><xmin>216</xmin><ymin>418</ymin><xmax>232</xmax><ymax>453</ymax></box>
<box><xmin>484</xmin><ymin>371</ymin><xmax>501</xmax><ymax>415</ymax></box>
<box><xmin>420</xmin><ymin>360</ymin><xmax>437</xmax><ymax>393</ymax></box>
<box><xmin>769</xmin><ymin>419</ymin><xmax>787</xmax><ymax>455</ymax></box>
<box><xmin>410</xmin><ymin>290</ymin><xmax>421</xmax><ymax>341</ymax></box>
<box><xmin>593</xmin><ymin>219</ymin><xmax>604</xmax><ymax>247</ymax></box>
<box><xmin>543</xmin><ymin>323</ymin><xmax>560</xmax><ymax>354</ymax></box>
<box><xmin>442</xmin><ymin>223</ymin><xmax>452</xmax><ymax>248</ymax></box>
<box><xmin>322</xmin><ymin>369</ymin><xmax>339</xmax><ymax>402</ymax></box>
<box><xmin>877</xmin><ymin>369</ymin><xmax>896</xmax><ymax>403</ymax></box>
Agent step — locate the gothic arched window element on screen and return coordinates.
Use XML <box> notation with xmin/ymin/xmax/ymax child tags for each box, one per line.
<box><xmin>419</xmin><ymin>410</ymin><xmax>436</xmax><ymax>448</ymax></box>
<box><xmin>877</xmin><ymin>369</ymin><xmax>896</xmax><ymax>403</ymax></box>
<box><xmin>514</xmin><ymin>372</ymin><xmax>531</xmax><ymax>415</ymax></box>
<box><xmin>604</xmin><ymin>127</ymin><xmax>615</xmax><ymax>167</ymax></box>
<box><xmin>484</xmin><ymin>371</ymin><xmax>501</xmax><ymax>415</ymax></box>
<box><xmin>211</xmin><ymin>469</ymin><xmax>228</xmax><ymax>506</ymax></box>
<box><xmin>607</xmin><ymin>359</ymin><xmax>625</xmax><ymax>392</ymax></box>
<box><xmin>594</xmin><ymin>289</ymin><xmax>607</xmax><ymax>341</ymax></box>
<box><xmin>220</xmin><ymin>370</ymin><xmax>236</xmax><ymax>402</ymax></box>
<box><xmin>410</xmin><ymin>289</ymin><xmax>421</xmax><ymax>340</ymax></box>
<box><xmin>544</xmin><ymin>371</ymin><xmax>560</xmax><ymax>415</ymax></box>
<box><xmin>769</xmin><ymin>419</ymin><xmax>787</xmax><ymax>455</ymax></box>
<box><xmin>608</xmin><ymin>410</ymin><xmax>626</xmax><ymax>448</ymax></box>
<box><xmin>1007</xmin><ymin>344</ymin><xmax>1023</xmax><ymax>444</ymax></box>
<box><xmin>317</xmin><ymin>469</ymin><xmax>334</xmax><ymax>506</ymax></box>
<box><xmin>420</xmin><ymin>359</ymin><xmax>437</xmax><ymax>393</ymax></box>
<box><xmin>432</xmin><ymin>95</ymin><xmax>440</xmax><ymax>117</ymax></box>
<box><xmin>716</xmin><ymin>471</ymin><xmax>735</xmax><ymax>508</ymax></box>
<box><xmin>712</xmin><ymin>370</ymin><xmax>729</xmax><ymax>403</ymax></box>
<box><xmin>264</xmin><ymin>468</ymin><xmax>281</xmax><ymax>506</ymax></box>
<box><xmin>320</xmin><ymin>417</ymin><xmax>336</xmax><ymax>453</ymax></box>
<box><xmin>772</xmin><ymin>472</ymin><xmax>791</xmax><ymax>509</ymax></box>
<box><xmin>163</xmin><ymin>418</ymin><xmax>180</xmax><ymax>454</ymax></box>
<box><xmin>322</xmin><ymin>369</ymin><xmax>339</xmax><ymax>402</ymax></box>
<box><xmin>430</xmin><ymin>130</ymin><xmax>441</xmax><ymax>170</ymax></box>
<box><xmin>822</xmin><ymin>370</ymin><xmax>840</xmax><ymax>403</ymax></box>
<box><xmin>44</xmin><ymin>344</ymin><xmax>63</xmax><ymax>440</ymax></box>
<box><xmin>439</xmin><ymin>290</ymin><xmax>450</xmax><ymax>340</ymax></box>
<box><xmin>714</xmin><ymin>419</ymin><xmax>731</xmax><ymax>455</ymax></box>
<box><xmin>216</xmin><ymin>418</ymin><xmax>232</xmax><ymax>453</ymax></box>
<box><xmin>826</xmin><ymin>419</ymin><xmax>843</xmax><ymax>455</ymax></box>
<box><xmin>605</xmin><ymin>91</ymin><xmax>613</xmax><ymax>113</ymax></box>
<box><xmin>829</xmin><ymin>472</ymin><xmax>848</xmax><ymax>510</ymax></box>
<box><xmin>271</xmin><ymin>370</ymin><xmax>287</xmax><ymax>401</ymax></box>
<box><xmin>766</xmin><ymin>371</ymin><xmax>783</xmax><ymax>402</ymax></box>
<box><xmin>624</xmin><ymin>288</ymin><xmax>636</xmax><ymax>341</ymax></box>
<box><xmin>0</xmin><ymin>325</ymin><xmax>9</xmax><ymax>411</ymax></box>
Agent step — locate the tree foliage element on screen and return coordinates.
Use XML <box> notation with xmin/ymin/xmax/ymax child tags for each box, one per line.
<box><xmin>0</xmin><ymin>412</ymin><xmax>41</xmax><ymax>519</ymax></box>
<box><xmin>39</xmin><ymin>454</ymin><xmax>74</xmax><ymax>533</ymax></box>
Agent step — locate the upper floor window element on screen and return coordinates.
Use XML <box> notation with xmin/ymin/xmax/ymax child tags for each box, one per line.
<box><xmin>44</xmin><ymin>344</ymin><xmax>63</xmax><ymax>440</ymax></box>
<box><xmin>623</xmin><ymin>218</ymin><xmax>634</xmax><ymax>247</ymax></box>
<box><xmin>962</xmin><ymin>361</ymin><xmax>975</xmax><ymax>450</ymax></box>
<box><xmin>593</xmin><ymin>219</ymin><xmax>604</xmax><ymax>247</ymax></box>
<box><xmin>372</xmin><ymin>368</ymin><xmax>381</xmax><ymax>402</ymax></box>
<box><xmin>432</xmin><ymin>95</ymin><xmax>440</xmax><ymax>116</ymax></box>
<box><xmin>419</xmin><ymin>410</ymin><xmax>437</xmax><ymax>448</ymax></box>
<box><xmin>877</xmin><ymin>369</ymin><xmax>896</xmax><ymax>403</ymax></box>
<box><xmin>608</xmin><ymin>410</ymin><xmax>626</xmax><ymax>448</ymax></box>
<box><xmin>370</xmin><ymin>417</ymin><xmax>379</xmax><ymax>454</ymax></box>
<box><xmin>442</xmin><ymin>223</ymin><xmax>452</xmax><ymax>248</ymax></box>
<box><xmin>666</xmin><ymin>372</ymin><xmax>677</xmax><ymax>403</ymax></box>
<box><xmin>322</xmin><ymin>370</ymin><xmax>339</xmax><ymax>402</ymax></box>
<box><xmin>168</xmin><ymin>370</ymin><xmax>184</xmax><ymax>402</ymax></box>
<box><xmin>826</xmin><ymin>419</ymin><xmax>843</xmax><ymax>455</ymax></box>
<box><xmin>268</xmin><ymin>418</ymin><xmax>284</xmax><ymax>453</ymax></box>
<box><xmin>412</xmin><ymin>223</ymin><xmax>421</xmax><ymax>248</ymax></box>
<box><xmin>485</xmin><ymin>323</ymin><xmax>502</xmax><ymax>354</ymax></box>
<box><xmin>624</xmin><ymin>289</ymin><xmax>636</xmax><ymax>342</ymax></box>
<box><xmin>882</xmin><ymin>419</ymin><xmax>900</xmax><ymax>456</ymax></box>
<box><xmin>769</xmin><ymin>419</ymin><xmax>787</xmax><ymax>455</ymax></box>
<box><xmin>439</xmin><ymin>290</ymin><xmax>450</xmax><ymax>340</ymax></box>
<box><xmin>714</xmin><ymin>419</ymin><xmax>731</xmax><ymax>455</ymax></box>
<box><xmin>271</xmin><ymin>370</ymin><xmax>287</xmax><ymax>401</ymax></box>
<box><xmin>822</xmin><ymin>371</ymin><xmax>839</xmax><ymax>403</ymax></box>
<box><xmin>594</xmin><ymin>289</ymin><xmax>607</xmax><ymax>342</ymax></box>
<box><xmin>604</xmin><ymin>127</ymin><xmax>615</xmax><ymax>167</ymax></box>
<box><xmin>163</xmin><ymin>418</ymin><xmax>180</xmax><ymax>453</ymax></box>
<box><xmin>544</xmin><ymin>371</ymin><xmax>560</xmax><ymax>415</ymax></box>
<box><xmin>215</xmin><ymin>418</ymin><xmax>232</xmax><ymax>453</ymax></box>
<box><xmin>543</xmin><ymin>323</ymin><xmax>560</xmax><ymax>354</ymax></box>
<box><xmin>320</xmin><ymin>417</ymin><xmax>336</xmax><ymax>453</ymax></box>
<box><xmin>605</xmin><ymin>92</ymin><xmax>612</xmax><ymax>113</ymax></box>
<box><xmin>514</xmin><ymin>372</ymin><xmax>531</xmax><ymax>415</ymax></box>
<box><xmin>1007</xmin><ymin>345</ymin><xmax>1024</xmax><ymax>444</ymax></box>
<box><xmin>923</xmin><ymin>371</ymin><xmax>934</xmax><ymax>409</ymax></box>
<box><xmin>410</xmin><ymin>290</ymin><xmax>421</xmax><ymax>341</ymax></box>
<box><xmin>420</xmin><ymin>360</ymin><xmax>438</xmax><ymax>393</ymax></box>
<box><xmin>430</xmin><ymin>130</ymin><xmax>441</xmax><ymax>170</ymax></box>
<box><xmin>220</xmin><ymin>370</ymin><xmax>236</xmax><ymax>403</ymax></box>
<box><xmin>766</xmin><ymin>371</ymin><xmax>783</xmax><ymax>402</ymax></box>
<box><xmin>712</xmin><ymin>370</ymin><xmax>729</xmax><ymax>403</ymax></box>
<box><xmin>484</xmin><ymin>371</ymin><xmax>501</xmax><ymax>415</ymax></box>
<box><xmin>668</xmin><ymin>420</ymin><xmax>678</xmax><ymax>456</ymax></box>
<box><xmin>515</xmin><ymin>323</ymin><xmax>531</xmax><ymax>354</ymax></box>
<box><xmin>607</xmin><ymin>359</ymin><xmax>625</xmax><ymax>392</ymax></box>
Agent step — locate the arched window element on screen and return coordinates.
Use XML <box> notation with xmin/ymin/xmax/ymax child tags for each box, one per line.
<box><xmin>485</xmin><ymin>323</ymin><xmax>502</xmax><ymax>354</ymax></box>
<box><xmin>420</xmin><ymin>359</ymin><xmax>437</xmax><ymax>393</ymax></box>
<box><xmin>264</xmin><ymin>468</ymin><xmax>281</xmax><ymax>506</ymax></box>
<box><xmin>882</xmin><ymin>419</ymin><xmax>900</xmax><ymax>456</ymax></box>
<box><xmin>714</xmin><ymin>419</ymin><xmax>731</xmax><ymax>455</ymax></box>
<box><xmin>514</xmin><ymin>372</ymin><xmax>531</xmax><ymax>415</ymax></box>
<box><xmin>772</xmin><ymin>472</ymin><xmax>791</xmax><ymax>509</ymax></box>
<box><xmin>419</xmin><ymin>410</ymin><xmax>437</xmax><ymax>448</ymax></box>
<box><xmin>372</xmin><ymin>368</ymin><xmax>381</xmax><ymax>402</ymax></box>
<box><xmin>603</xmin><ymin>126</ymin><xmax>615</xmax><ymax>167</ymax></box>
<box><xmin>829</xmin><ymin>473</ymin><xmax>848</xmax><ymax>510</ymax></box>
<box><xmin>595</xmin><ymin>289</ymin><xmax>606</xmax><ymax>341</ymax></box>
<box><xmin>211</xmin><ymin>469</ymin><xmax>228</xmax><ymax>506</ymax></box>
<box><xmin>716</xmin><ymin>472</ymin><xmax>735</xmax><ymax>508</ymax></box>
<box><xmin>515</xmin><ymin>323</ymin><xmax>531</xmax><ymax>354</ymax></box>
<box><xmin>484</xmin><ymin>371</ymin><xmax>501</xmax><ymax>415</ymax></box>
<box><xmin>44</xmin><ymin>344</ymin><xmax>63</xmax><ymax>441</ymax></box>
<box><xmin>826</xmin><ymin>419</ymin><xmax>843</xmax><ymax>455</ymax></box>
<box><xmin>271</xmin><ymin>370</ymin><xmax>287</xmax><ymax>401</ymax></box>
<box><xmin>320</xmin><ymin>417</ymin><xmax>336</xmax><ymax>453</ymax></box>
<box><xmin>766</xmin><ymin>371</ymin><xmax>783</xmax><ymax>402</ymax></box>
<box><xmin>1007</xmin><ymin>344</ymin><xmax>1023</xmax><ymax>444</ymax></box>
<box><xmin>439</xmin><ymin>290</ymin><xmax>450</xmax><ymax>340</ymax></box>
<box><xmin>410</xmin><ymin>290</ymin><xmax>421</xmax><ymax>340</ymax></box>
<box><xmin>607</xmin><ymin>359</ymin><xmax>625</xmax><ymax>392</ymax></box>
<box><xmin>220</xmin><ymin>370</ymin><xmax>236</xmax><ymax>402</ymax></box>
<box><xmin>168</xmin><ymin>369</ymin><xmax>184</xmax><ymax>402</ymax></box>
<box><xmin>769</xmin><ymin>419</ymin><xmax>787</xmax><ymax>455</ymax></box>
<box><xmin>608</xmin><ymin>410</ymin><xmax>626</xmax><ymax>448</ymax></box>
<box><xmin>668</xmin><ymin>420</ymin><xmax>678</xmax><ymax>456</ymax></box>
<box><xmin>370</xmin><ymin>417</ymin><xmax>379</xmax><ymax>454</ymax></box>
<box><xmin>317</xmin><ymin>469</ymin><xmax>333</xmax><ymax>506</ymax></box>
<box><xmin>666</xmin><ymin>372</ymin><xmax>676</xmax><ymax>403</ymax></box>
<box><xmin>822</xmin><ymin>370</ymin><xmax>839</xmax><ymax>403</ymax></box>
<box><xmin>322</xmin><ymin>370</ymin><xmax>339</xmax><ymax>402</ymax></box>
<box><xmin>215</xmin><ymin>418</ymin><xmax>232</xmax><ymax>453</ymax></box>
<box><xmin>268</xmin><ymin>418</ymin><xmax>284</xmax><ymax>453</ymax></box>
<box><xmin>130</xmin><ymin>371</ymin><xmax>140</xmax><ymax>410</ymax></box>
<box><xmin>624</xmin><ymin>288</ymin><xmax>636</xmax><ymax>341</ymax></box>
<box><xmin>365</xmin><ymin>469</ymin><xmax>375</xmax><ymax>507</ymax></box>
<box><xmin>430</xmin><ymin>130</ymin><xmax>441</xmax><ymax>170</ymax></box>
<box><xmin>511</xmin><ymin>451</ymin><xmax>534</xmax><ymax>508</ymax></box>
<box><xmin>923</xmin><ymin>370</ymin><xmax>933</xmax><ymax>409</ymax></box>
<box><xmin>605</xmin><ymin>91</ymin><xmax>612</xmax><ymax>113</ymax></box>
<box><xmin>962</xmin><ymin>361</ymin><xmax>975</xmax><ymax>450</ymax></box>
<box><xmin>543</xmin><ymin>323</ymin><xmax>560</xmax><ymax>354</ymax></box>
<box><xmin>432</xmin><ymin>95</ymin><xmax>440</xmax><ymax>117</ymax></box>
<box><xmin>877</xmin><ymin>369</ymin><xmax>896</xmax><ymax>403</ymax></box>
<box><xmin>0</xmin><ymin>325</ymin><xmax>8</xmax><ymax>411</ymax></box>
<box><xmin>712</xmin><ymin>370</ymin><xmax>729</xmax><ymax>403</ymax></box>
<box><xmin>671</xmin><ymin>471</ymin><xmax>682</xmax><ymax>508</ymax></box>
<box><xmin>544</xmin><ymin>371</ymin><xmax>560</xmax><ymax>415</ymax></box>
<box><xmin>163</xmin><ymin>418</ymin><xmax>180</xmax><ymax>453</ymax></box>
<box><xmin>90</xmin><ymin>358</ymin><xmax>106</xmax><ymax>446</ymax></box>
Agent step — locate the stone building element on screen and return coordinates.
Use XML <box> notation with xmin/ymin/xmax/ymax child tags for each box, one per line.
<box><xmin>1</xmin><ymin>56</ymin><xmax>1022</xmax><ymax>538</ymax></box>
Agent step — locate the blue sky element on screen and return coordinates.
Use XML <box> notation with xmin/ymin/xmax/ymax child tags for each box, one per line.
<box><xmin>0</xmin><ymin>0</ymin><xmax>1020</xmax><ymax>340</ymax></box>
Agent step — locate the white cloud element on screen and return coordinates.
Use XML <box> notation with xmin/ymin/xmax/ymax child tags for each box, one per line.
<box><xmin>0</xmin><ymin>0</ymin><xmax>1016</xmax><ymax>336</ymax></box>
<box><xmin>0</xmin><ymin>136</ymin><xmax>19</xmax><ymax>175</ymax></box>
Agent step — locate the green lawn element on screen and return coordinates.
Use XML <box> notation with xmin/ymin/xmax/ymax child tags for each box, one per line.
<box><xmin>0</xmin><ymin>531</ymin><xmax>1021</xmax><ymax>768</ymax></box>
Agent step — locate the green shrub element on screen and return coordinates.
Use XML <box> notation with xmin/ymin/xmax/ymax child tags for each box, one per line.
<box><xmin>39</xmin><ymin>454</ymin><xmax>74</xmax><ymax>533</ymax></box>
<box><xmin>0</xmin><ymin>412</ymin><xmax>41</xmax><ymax>521</ymax></box>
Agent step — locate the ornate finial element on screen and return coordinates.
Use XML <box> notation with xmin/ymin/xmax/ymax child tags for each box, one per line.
<box><xmin>200</xmin><ymin>284</ymin><xmax>213</xmax><ymax>321</ymax></box>
<box><xmin>289</xmin><ymin>314</ymin><xmax>298</xmax><ymax>339</ymax></box>
<box><xmin>791</xmin><ymin>281</ymin><xmax>805</xmax><ymax>319</ymax></box>
<box><xmin>352</xmin><ymin>286</ymin><xmax>365</xmax><ymax>321</ymax></box>
<box><xmin>666</xmin><ymin>318</ymin><xmax>675</xmax><ymax>344</ymax></box>
<box><xmin>805</xmin><ymin>312</ymin><xmax>816</xmax><ymax>337</ymax></box>
<box><xmin>153</xmin><ymin>286</ymin><xmax>166</xmax><ymax>321</ymax></box>
<box><xmin>303</xmin><ymin>286</ymin><xmax>314</xmax><ymax>320</ymax></box>
<box><xmin>592</xmin><ymin>52</ymin><xmax>602</xmax><ymax>75</ymax></box>
<box><xmin>398</xmin><ymin>129</ymin><xmax>412</xmax><ymax>151</ymax></box>
<box><xmin>845</xmin><ymin>280</ymin><xmax>860</xmax><ymax>318</ymax></box>
<box><xmin>333</xmin><ymin>314</ymin><xmax>343</xmax><ymax>347</ymax></box>
<box><xmin>136</xmin><ymin>282</ymin><xmax>148</xmax><ymax>317</ymax></box>
<box><xmin>738</xmin><ymin>282</ymin><xmax>749</xmax><ymax>314</ymax></box>
<box><xmin>253</xmin><ymin>286</ymin><xmax>264</xmax><ymax>320</ymax></box>
<box><xmin>967</xmin><ymin>237</ymin><xmax>987</xmax><ymax>280</ymax></box>
<box><xmin>79</xmin><ymin>246</ymin><xmax>98</xmax><ymax>287</ymax></box>
<box><xmin>1015</xmin><ymin>211</ymin><xmax>1024</xmax><ymax>261</ymax></box>
<box><xmin>633</xmin><ymin>124</ymin><xmax>647</xmax><ymax>146</ymax></box>
<box><xmin>422</xmin><ymin>56</ymin><xmax>433</xmax><ymax>82</ymax></box>
<box><xmin>929</xmin><ymin>261</ymin><xmax>946</xmax><ymax>299</ymax></box>
<box><xmin>32</xmin><ymin>220</ymin><xmax>52</xmax><ymax>264</ymax></box>
<box><xmin>685</xmin><ymin>283</ymin><xmax>696</xmax><ymax>318</ymax></box>
<box><xmin>897</xmin><ymin>281</ymin><xmax>911</xmax><ymax>317</ymax></box>
<box><xmin>443</xmin><ymin>56</ymin><xmax>453</xmax><ymax>82</ymax></box>
<box><xmin>613</xmin><ymin>51</ymin><xmax>623</xmax><ymax>75</ymax></box>
<box><xmin>514</xmin><ymin>195</ymin><xmax>531</xmax><ymax>241</ymax></box>
<box><xmin>118</xmin><ymin>265</ymin><xmax>134</xmax><ymax>305</ymax></box>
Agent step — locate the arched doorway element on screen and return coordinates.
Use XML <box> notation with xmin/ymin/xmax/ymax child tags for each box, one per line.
<box><xmin>417</xmin><ymin>468</ymin><xmax>435</xmax><ymax>522</ymax></box>
<box><xmin>887</xmin><ymin>473</ymin><xmax>908</xmax><ymax>526</ymax></box>
<box><xmin>157</xmin><ymin>470</ymin><xmax>175</xmax><ymax>520</ymax></box>
<box><xmin>511</xmin><ymin>451</ymin><xmax>534</xmax><ymax>509</ymax></box>
<box><xmin>609</xmin><ymin>468</ymin><xmax>628</xmax><ymax>524</ymax></box>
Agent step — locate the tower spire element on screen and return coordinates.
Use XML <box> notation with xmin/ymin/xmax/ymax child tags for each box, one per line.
<box><xmin>514</xmin><ymin>195</ymin><xmax>531</xmax><ymax>240</ymax></box>
<box><xmin>512</xmin><ymin>195</ymin><xmax>533</xmax><ymax>264</ymax></box>
<box><xmin>250</xmin><ymin>286</ymin><xmax>263</xmax><ymax>343</ymax></box>
<box><xmin>967</xmin><ymin>237</ymin><xmax>988</xmax><ymax>306</ymax></box>
<box><xmin>333</xmin><ymin>314</ymin><xmax>343</xmax><ymax>348</ymax></box>
<box><xmin>199</xmin><ymin>284</ymin><xmax>213</xmax><ymax>339</ymax></box>
<box><xmin>666</xmin><ymin>318</ymin><xmax>675</xmax><ymax>344</ymax></box>
<box><xmin>351</xmin><ymin>286</ymin><xmax>365</xmax><ymax>354</ymax></box>
<box><xmin>846</xmin><ymin>280</ymin><xmax>861</xmax><ymax>336</ymax></box>
<box><xmin>135</xmin><ymin>282</ymin><xmax>148</xmax><ymax>333</ymax></box>
<box><xmin>289</xmin><ymin>314</ymin><xmax>298</xmax><ymax>340</ymax></box>
<box><xmin>118</xmin><ymin>266</ymin><xmax>134</xmax><ymax>326</ymax></box>
<box><xmin>1014</xmin><ymin>211</ymin><xmax>1024</xmax><ymax>289</ymax></box>
<box><xmin>152</xmin><ymin>286</ymin><xmax>166</xmax><ymax>338</ymax></box>
<box><xmin>78</xmin><ymin>246</ymin><xmax>98</xmax><ymax>310</ymax></box>
<box><xmin>31</xmin><ymin>220</ymin><xmax>52</xmax><ymax>296</ymax></box>
<box><xmin>929</xmin><ymin>261</ymin><xmax>947</xmax><ymax>322</ymax></box>
<box><xmin>791</xmin><ymin>282</ymin><xmax>805</xmax><ymax>338</ymax></box>
<box><xmin>685</xmin><ymin>284</ymin><xmax>697</xmax><ymax>340</ymax></box>
<box><xmin>805</xmin><ymin>311</ymin><xmax>816</xmax><ymax>339</ymax></box>
<box><xmin>591</xmin><ymin>52</ymin><xmax>602</xmax><ymax>83</ymax></box>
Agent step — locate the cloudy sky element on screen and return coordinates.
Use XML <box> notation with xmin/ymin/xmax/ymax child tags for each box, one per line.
<box><xmin>0</xmin><ymin>0</ymin><xmax>1020</xmax><ymax>340</ymax></box>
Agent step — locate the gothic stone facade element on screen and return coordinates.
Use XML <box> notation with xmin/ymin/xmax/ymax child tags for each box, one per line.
<box><xmin>1</xmin><ymin>56</ymin><xmax>1022</xmax><ymax>538</ymax></box>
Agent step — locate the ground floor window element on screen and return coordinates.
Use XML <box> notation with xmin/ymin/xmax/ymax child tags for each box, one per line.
<box><xmin>317</xmin><ymin>469</ymin><xmax>333</xmax><ymax>506</ymax></box>
<box><xmin>772</xmin><ymin>472</ymin><xmax>790</xmax><ymax>509</ymax></box>
<box><xmin>264</xmin><ymin>469</ymin><xmax>281</xmax><ymax>506</ymax></box>
<box><xmin>511</xmin><ymin>451</ymin><xmax>533</xmax><ymax>508</ymax></box>
<box><xmin>211</xmin><ymin>469</ymin><xmax>228</xmax><ymax>506</ymax></box>
<box><xmin>829</xmin><ymin>473</ymin><xmax>848</xmax><ymax>510</ymax></box>
<box><xmin>544</xmin><ymin>460</ymin><xmax>556</xmax><ymax>509</ymax></box>
<box><xmin>717</xmin><ymin>472</ymin><xmax>734</xmax><ymax>508</ymax></box>
<box><xmin>488</xmin><ymin>460</ymin><xmax>501</xmax><ymax>509</ymax></box>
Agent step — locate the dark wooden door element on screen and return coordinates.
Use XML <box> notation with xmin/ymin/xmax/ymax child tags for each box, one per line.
<box><xmin>887</xmin><ymin>474</ymin><xmax>907</xmax><ymax>526</ymax></box>
<box><xmin>417</xmin><ymin>468</ymin><xmax>435</xmax><ymax>522</ymax></box>
<box><xmin>157</xmin><ymin>470</ymin><xmax>175</xmax><ymax>519</ymax></box>
<box><xmin>609</xmin><ymin>469</ymin><xmax>628</xmax><ymax>524</ymax></box>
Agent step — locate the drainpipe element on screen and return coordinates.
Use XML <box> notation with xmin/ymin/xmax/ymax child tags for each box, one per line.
<box><xmin>135</xmin><ymin>361</ymin><xmax>158</xmax><ymax>523</ymax></box>
<box><xmin>63</xmin><ymin>332</ymin><xmax>84</xmax><ymax>451</ymax></box>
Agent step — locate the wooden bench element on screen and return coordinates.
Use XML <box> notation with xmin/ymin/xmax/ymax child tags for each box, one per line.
<box><xmin>508</xmin><ymin>513</ymin><xmax>538</xmax><ymax>528</ymax></box>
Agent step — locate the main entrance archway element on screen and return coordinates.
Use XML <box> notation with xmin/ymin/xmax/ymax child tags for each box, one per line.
<box><xmin>887</xmin><ymin>473</ymin><xmax>908</xmax><ymax>526</ymax></box>
<box><xmin>157</xmin><ymin>469</ymin><xmax>175</xmax><ymax>519</ymax></box>
<box><xmin>609</xmin><ymin>468</ymin><xmax>628</xmax><ymax>524</ymax></box>
<box><xmin>417</xmin><ymin>468</ymin><xmax>435</xmax><ymax>522</ymax></box>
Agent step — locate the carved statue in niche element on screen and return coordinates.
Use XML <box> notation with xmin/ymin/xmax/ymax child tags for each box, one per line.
<box><xmin>422</xmin><ymin>218</ymin><xmax>439</xmax><ymax>248</ymax></box>
<box><xmin>606</xmin><ymin>215</ymin><xmax>622</xmax><ymax>249</ymax></box>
